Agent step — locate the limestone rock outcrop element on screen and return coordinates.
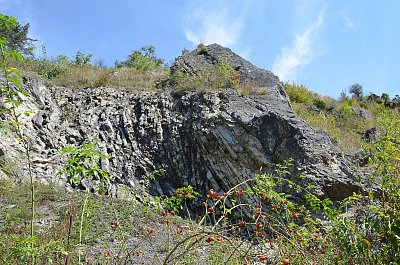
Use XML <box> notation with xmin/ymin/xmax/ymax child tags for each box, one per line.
<box><xmin>0</xmin><ymin>44</ymin><xmax>361</xmax><ymax>207</ymax></box>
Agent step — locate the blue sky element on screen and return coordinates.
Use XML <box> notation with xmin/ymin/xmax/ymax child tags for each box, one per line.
<box><xmin>1</xmin><ymin>0</ymin><xmax>399</xmax><ymax>99</ymax></box>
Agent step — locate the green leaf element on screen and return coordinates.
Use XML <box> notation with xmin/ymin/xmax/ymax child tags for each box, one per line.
<box><xmin>5</xmin><ymin>98</ymin><xmax>20</xmax><ymax>108</ymax></box>
<box><xmin>9</xmin><ymin>77</ymin><xmax>22</xmax><ymax>88</ymax></box>
<box><xmin>21</xmin><ymin>90</ymin><xmax>30</xmax><ymax>97</ymax></box>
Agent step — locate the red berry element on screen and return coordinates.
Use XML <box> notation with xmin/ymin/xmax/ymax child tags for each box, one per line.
<box><xmin>206</xmin><ymin>236</ymin><xmax>216</xmax><ymax>243</ymax></box>
<box><xmin>207</xmin><ymin>207</ymin><xmax>214</xmax><ymax>213</ymax></box>
<box><xmin>147</xmin><ymin>229</ymin><xmax>155</xmax><ymax>234</ymax></box>
<box><xmin>239</xmin><ymin>221</ymin><xmax>246</xmax><ymax>227</ymax></box>
<box><xmin>281</xmin><ymin>259</ymin><xmax>290</xmax><ymax>265</ymax></box>
<box><xmin>291</xmin><ymin>213</ymin><xmax>299</xmax><ymax>219</ymax></box>
<box><xmin>162</xmin><ymin>210</ymin><xmax>168</xmax><ymax>217</ymax></box>
<box><xmin>207</xmin><ymin>189</ymin><xmax>215</xmax><ymax>198</ymax></box>
<box><xmin>261</xmin><ymin>193</ymin><xmax>267</xmax><ymax>201</ymax></box>
<box><xmin>170</xmin><ymin>210</ymin><xmax>176</xmax><ymax>216</ymax></box>
<box><xmin>270</xmin><ymin>242</ymin><xmax>274</xmax><ymax>248</ymax></box>
<box><xmin>259</xmin><ymin>255</ymin><xmax>268</xmax><ymax>261</ymax></box>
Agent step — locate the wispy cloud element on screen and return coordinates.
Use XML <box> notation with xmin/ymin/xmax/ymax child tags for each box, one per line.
<box><xmin>343</xmin><ymin>14</ymin><xmax>357</xmax><ymax>32</ymax></box>
<box><xmin>273</xmin><ymin>7</ymin><xmax>325</xmax><ymax>81</ymax></box>
<box><xmin>0</xmin><ymin>0</ymin><xmax>20</xmax><ymax>9</ymax></box>
<box><xmin>182</xmin><ymin>1</ymin><xmax>247</xmax><ymax>47</ymax></box>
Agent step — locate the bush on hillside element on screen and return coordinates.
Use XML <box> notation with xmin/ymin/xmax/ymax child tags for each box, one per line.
<box><xmin>284</xmin><ymin>83</ymin><xmax>312</xmax><ymax>103</ymax></box>
<box><xmin>116</xmin><ymin>45</ymin><xmax>164</xmax><ymax>71</ymax></box>
<box><xmin>313</xmin><ymin>98</ymin><xmax>327</xmax><ymax>110</ymax></box>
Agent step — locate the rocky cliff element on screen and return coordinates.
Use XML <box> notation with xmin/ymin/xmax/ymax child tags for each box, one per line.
<box><xmin>0</xmin><ymin>44</ymin><xmax>361</xmax><ymax>208</ymax></box>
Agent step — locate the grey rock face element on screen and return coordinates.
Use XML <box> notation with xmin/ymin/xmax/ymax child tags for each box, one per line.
<box><xmin>1</xmin><ymin>82</ymin><xmax>359</xmax><ymax>200</ymax></box>
<box><xmin>0</xmin><ymin>45</ymin><xmax>361</xmax><ymax>208</ymax></box>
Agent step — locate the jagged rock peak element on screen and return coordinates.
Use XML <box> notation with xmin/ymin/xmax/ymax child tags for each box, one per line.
<box><xmin>168</xmin><ymin>43</ymin><xmax>291</xmax><ymax>112</ymax></box>
<box><xmin>172</xmin><ymin>43</ymin><xmax>280</xmax><ymax>87</ymax></box>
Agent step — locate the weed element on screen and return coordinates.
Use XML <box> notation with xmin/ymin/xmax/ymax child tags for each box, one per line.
<box><xmin>1</xmin><ymin>13</ymin><xmax>37</xmax><ymax>264</ymax></box>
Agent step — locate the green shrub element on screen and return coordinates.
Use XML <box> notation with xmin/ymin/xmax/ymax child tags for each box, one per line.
<box><xmin>337</xmin><ymin>101</ymin><xmax>354</xmax><ymax>115</ymax></box>
<box><xmin>284</xmin><ymin>83</ymin><xmax>312</xmax><ymax>103</ymax></box>
<box><xmin>313</xmin><ymin>98</ymin><xmax>327</xmax><ymax>110</ymax></box>
<box><xmin>116</xmin><ymin>45</ymin><xmax>164</xmax><ymax>70</ymax></box>
<box><xmin>196</xmin><ymin>43</ymin><xmax>208</xmax><ymax>55</ymax></box>
<box><xmin>170</xmin><ymin>57</ymin><xmax>242</xmax><ymax>92</ymax></box>
<box><xmin>74</xmin><ymin>51</ymin><xmax>92</xmax><ymax>67</ymax></box>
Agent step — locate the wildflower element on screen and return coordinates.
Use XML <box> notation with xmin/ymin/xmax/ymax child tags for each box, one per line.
<box><xmin>259</xmin><ymin>255</ymin><xmax>268</xmax><ymax>261</ymax></box>
<box><xmin>147</xmin><ymin>228</ymin><xmax>155</xmax><ymax>234</ymax></box>
<box><xmin>162</xmin><ymin>210</ymin><xmax>168</xmax><ymax>217</ymax></box>
<box><xmin>281</xmin><ymin>259</ymin><xmax>290</xmax><ymax>265</ymax></box>
<box><xmin>170</xmin><ymin>210</ymin><xmax>176</xmax><ymax>216</ymax></box>
<box><xmin>104</xmin><ymin>251</ymin><xmax>112</xmax><ymax>257</ymax></box>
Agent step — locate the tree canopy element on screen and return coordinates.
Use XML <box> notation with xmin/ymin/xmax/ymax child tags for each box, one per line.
<box><xmin>348</xmin><ymin>83</ymin><xmax>363</xmax><ymax>99</ymax></box>
<box><xmin>0</xmin><ymin>14</ymin><xmax>36</xmax><ymax>56</ymax></box>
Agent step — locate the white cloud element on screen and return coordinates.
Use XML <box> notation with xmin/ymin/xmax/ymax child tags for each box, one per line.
<box><xmin>273</xmin><ymin>8</ymin><xmax>325</xmax><ymax>81</ymax></box>
<box><xmin>0</xmin><ymin>0</ymin><xmax>20</xmax><ymax>10</ymax></box>
<box><xmin>182</xmin><ymin>1</ymin><xmax>246</xmax><ymax>47</ymax></box>
<box><xmin>343</xmin><ymin>14</ymin><xmax>357</xmax><ymax>32</ymax></box>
